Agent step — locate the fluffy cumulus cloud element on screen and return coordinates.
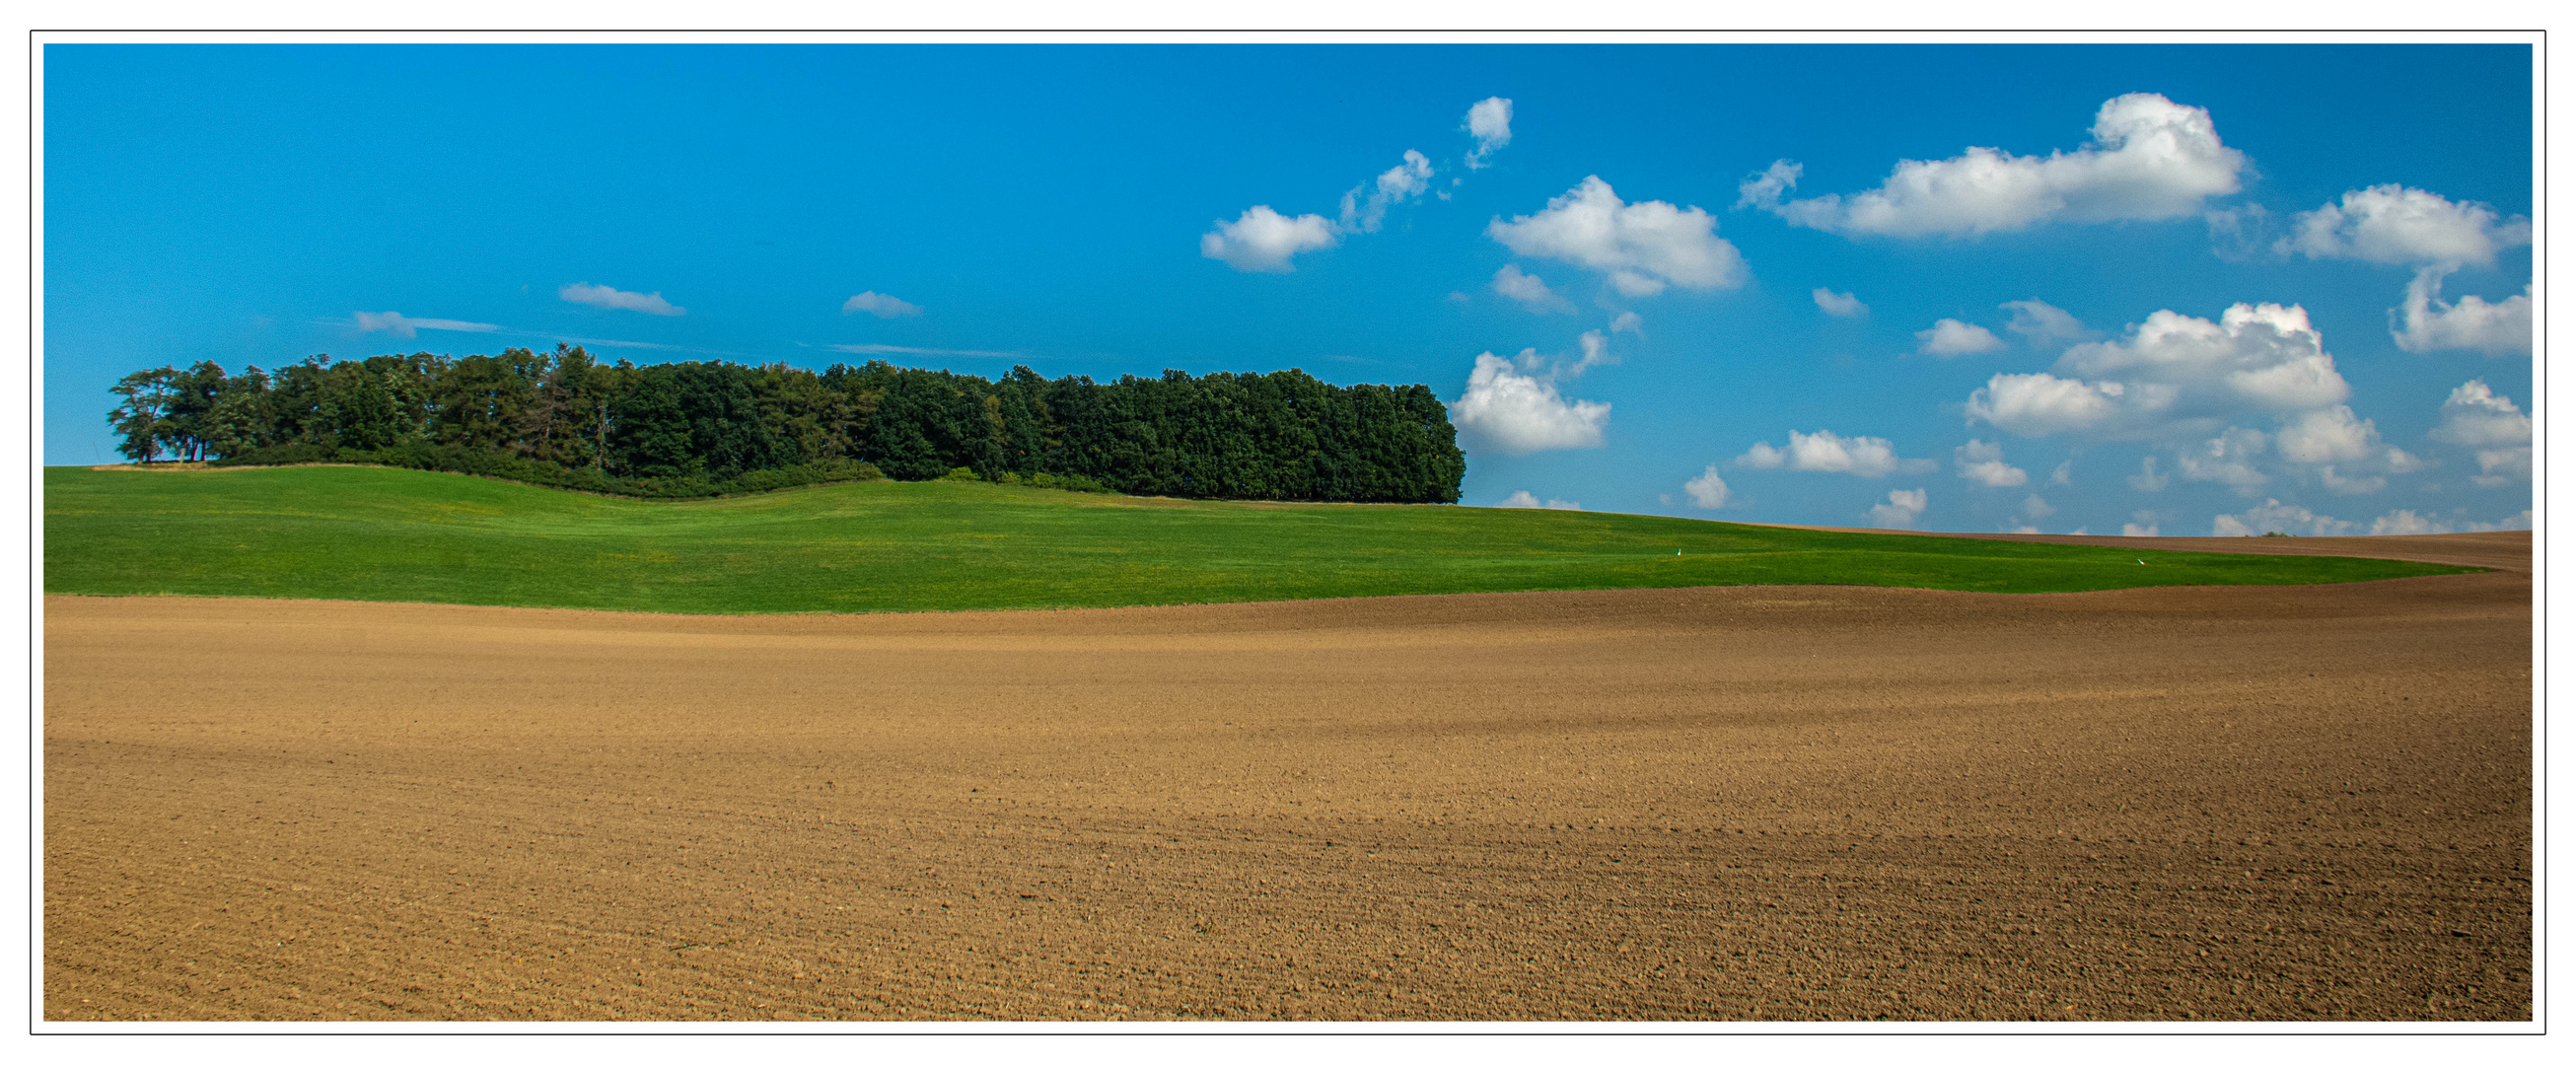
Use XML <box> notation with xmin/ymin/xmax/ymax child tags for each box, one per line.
<box><xmin>1609</xmin><ymin>311</ymin><xmax>1643</xmax><ymax>334</ymax></box>
<box><xmin>2392</xmin><ymin>265</ymin><xmax>2532</xmax><ymax>357</ymax></box>
<box><xmin>1201</xmin><ymin>205</ymin><xmax>1338</xmax><ymax>272</ymax></box>
<box><xmin>2430</xmin><ymin>380</ymin><xmax>2534</xmax><ymax>487</ymax></box>
<box><xmin>1465</xmin><ymin>97</ymin><xmax>1513</xmax><ymax>170</ymax></box>
<box><xmin>2211</xmin><ymin>499</ymin><xmax>2352</xmax><ymax>537</ymax></box>
<box><xmin>1954</xmin><ymin>439</ymin><xmax>2029</xmax><ymax>487</ymax></box>
<box><xmin>2272</xmin><ymin>404</ymin><xmax>2380</xmax><ymax>463</ymax></box>
<box><xmin>351</xmin><ymin>311</ymin><xmax>499</xmax><ymax>338</ymax></box>
<box><xmin>841</xmin><ymin>291</ymin><xmax>922</xmax><ymax>319</ymax></box>
<box><xmin>1968</xmin><ymin>302</ymin><xmax>2347</xmax><ymax>441</ymax></box>
<box><xmin>560</xmin><ymin>283</ymin><xmax>685</xmax><ymax>316</ymax></box>
<box><xmin>1683</xmin><ymin>464</ymin><xmax>1732</xmax><ymax>509</ymax></box>
<box><xmin>1740</xmin><ymin>94</ymin><xmax>2244</xmax><ymax>238</ymax></box>
<box><xmin>1868</xmin><ymin>488</ymin><xmax>1928</xmax><ymax>529</ymax></box>
<box><xmin>2430</xmin><ymin>379</ymin><xmax>2533</xmax><ymax>447</ymax></box>
<box><xmin>1917</xmin><ymin>319</ymin><xmax>2004</xmax><ymax>357</ymax></box>
<box><xmin>1488</xmin><ymin>177</ymin><xmax>1746</xmax><ymax>296</ymax></box>
<box><xmin>2272</xmin><ymin>404</ymin><xmax>2418</xmax><ymax>495</ymax></box>
<box><xmin>2281</xmin><ymin>185</ymin><xmax>2532</xmax><ymax>267</ymax></box>
<box><xmin>1340</xmin><ymin>150</ymin><xmax>1434</xmax><ymax>234</ymax></box>
<box><xmin>2369</xmin><ymin>509</ymin><xmax>2533</xmax><ymax>534</ymax></box>
<box><xmin>1813</xmin><ymin>288</ymin><xmax>1867</xmax><ymax>318</ymax></box>
<box><xmin>1737</xmin><ymin>429</ymin><xmax>1936</xmax><ymax>477</ymax></box>
<box><xmin>1449</xmin><ymin>352</ymin><xmax>1610</xmax><ymax>455</ymax></box>
<box><xmin>1491</xmin><ymin>264</ymin><xmax>1574</xmax><ymax>313</ymax></box>
<box><xmin>2173</xmin><ymin>426</ymin><xmax>2271</xmax><ymax>494</ymax></box>
<box><xmin>1497</xmin><ymin>490</ymin><xmax>1580</xmax><ymax>510</ymax></box>
<box><xmin>2001</xmin><ymin>299</ymin><xmax>2087</xmax><ymax>344</ymax></box>
<box><xmin>2122</xmin><ymin>512</ymin><xmax>2161</xmax><ymax>536</ymax></box>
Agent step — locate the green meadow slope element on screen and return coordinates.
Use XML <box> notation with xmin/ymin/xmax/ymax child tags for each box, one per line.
<box><xmin>43</xmin><ymin>465</ymin><xmax>2470</xmax><ymax>614</ymax></box>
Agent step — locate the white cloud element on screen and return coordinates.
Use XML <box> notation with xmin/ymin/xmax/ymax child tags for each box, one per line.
<box><xmin>1917</xmin><ymin>318</ymin><xmax>2004</xmax><ymax>357</ymax></box>
<box><xmin>1488</xmin><ymin>176</ymin><xmax>1747</xmax><ymax>294</ymax></box>
<box><xmin>1609</xmin><ymin>311</ymin><xmax>1643</xmax><ymax>334</ymax></box>
<box><xmin>2270</xmin><ymin>404</ymin><xmax>2423</xmax><ymax>495</ymax></box>
<box><xmin>1967</xmin><ymin>373</ymin><xmax>2151</xmax><ymax>438</ymax></box>
<box><xmin>2000</xmin><ymin>299</ymin><xmax>2087</xmax><ymax>344</ymax></box>
<box><xmin>2369</xmin><ymin>510</ymin><xmax>2446</xmax><ymax>535</ymax></box>
<box><xmin>841</xmin><ymin>291</ymin><xmax>922</xmax><ymax>319</ymax></box>
<box><xmin>1683</xmin><ymin>465</ymin><xmax>1731</xmax><ymax>509</ymax></box>
<box><xmin>1497</xmin><ymin>489</ymin><xmax>1580</xmax><ymax>511</ymax></box>
<box><xmin>2430</xmin><ymin>380</ymin><xmax>2532</xmax><ymax>448</ymax></box>
<box><xmin>1201</xmin><ymin>205</ymin><xmax>1338</xmax><ymax>272</ymax></box>
<box><xmin>1813</xmin><ymin>288</ymin><xmax>1867</xmax><ymax>318</ymax></box>
<box><xmin>828</xmin><ymin>343</ymin><xmax>1022</xmax><ymax>358</ymax></box>
<box><xmin>2021</xmin><ymin>494</ymin><xmax>2055</xmax><ymax>520</ymax></box>
<box><xmin>1968</xmin><ymin>302</ymin><xmax>2347</xmax><ymax>440</ymax></box>
<box><xmin>1571</xmin><ymin>329</ymin><xmax>1614</xmax><ymax>376</ymax></box>
<box><xmin>2211</xmin><ymin>499</ymin><xmax>2352</xmax><ymax>537</ymax></box>
<box><xmin>1736</xmin><ymin>160</ymin><xmax>1800</xmax><ymax>211</ymax></box>
<box><xmin>559</xmin><ymin>282</ymin><xmax>685</xmax><ymax>316</ymax></box>
<box><xmin>2173</xmin><ymin>427</ymin><xmax>2270</xmax><ymax>495</ymax></box>
<box><xmin>1465</xmin><ymin>97</ymin><xmax>1513</xmax><ymax>169</ymax></box>
<box><xmin>1609</xmin><ymin>271</ymin><xmax>1668</xmax><ymax>298</ymax></box>
<box><xmin>2273</xmin><ymin>404</ymin><xmax>2380</xmax><ymax>464</ymax></box>
<box><xmin>1869</xmin><ymin>488</ymin><xmax>1928</xmax><ymax>530</ymax></box>
<box><xmin>2127</xmin><ymin>456</ymin><xmax>2169</xmax><ymax>492</ymax></box>
<box><xmin>351</xmin><ymin>311</ymin><xmax>499</xmax><ymax>338</ymax></box>
<box><xmin>1745</xmin><ymin>94</ymin><xmax>2245</xmax><ymax>238</ymax></box>
<box><xmin>2121</xmin><ymin>521</ymin><xmax>2160</xmax><ymax>536</ymax></box>
<box><xmin>1737</xmin><ymin>429</ymin><xmax>1933</xmax><ymax>477</ymax></box>
<box><xmin>1339</xmin><ymin>150</ymin><xmax>1434</xmax><ymax>234</ymax></box>
<box><xmin>2466</xmin><ymin>510</ymin><xmax>2535</xmax><ymax>532</ymax></box>
<box><xmin>2472</xmin><ymin>449</ymin><xmax>2533</xmax><ymax>487</ymax></box>
<box><xmin>2382</xmin><ymin>509</ymin><xmax>2527</xmax><ymax>532</ymax></box>
<box><xmin>2392</xmin><ymin>265</ymin><xmax>2532</xmax><ymax>357</ymax></box>
<box><xmin>2049</xmin><ymin>459</ymin><xmax>2073</xmax><ymax>486</ymax></box>
<box><xmin>1449</xmin><ymin>352</ymin><xmax>1610</xmax><ymax>455</ymax></box>
<box><xmin>1491</xmin><ymin>264</ymin><xmax>1574</xmax><ymax>313</ymax></box>
<box><xmin>1954</xmin><ymin>439</ymin><xmax>2029</xmax><ymax>487</ymax></box>
<box><xmin>2281</xmin><ymin>184</ymin><xmax>2531</xmax><ymax>267</ymax></box>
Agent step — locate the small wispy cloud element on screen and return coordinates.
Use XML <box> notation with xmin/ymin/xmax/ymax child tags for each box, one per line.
<box><xmin>1465</xmin><ymin>97</ymin><xmax>1513</xmax><ymax>170</ymax></box>
<box><xmin>829</xmin><ymin>343</ymin><xmax>1026</xmax><ymax>359</ymax></box>
<box><xmin>1812</xmin><ymin>288</ymin><xmax>1867</xmax><ymax>318</ymax></box>
<box><xmin>557</xmin><ymin>335</ymin><xmax>689</xmax><ymax>351</ymax></box>
<box><xmin>842</xmin><ymin>291</ymin><xmax>923</xmax><ymax>319</ymax></box>
<box><xmin>351</xmin><ymin>311</ymin><xmax>500</xmax><ymax>338</ymax></box>
<box><xmin>560</xmin><ymin>282</ymin><xmax>685</xmax><ymax>316</ymax></box>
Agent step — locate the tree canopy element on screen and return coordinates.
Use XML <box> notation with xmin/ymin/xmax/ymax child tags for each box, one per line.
<box><xmin>110</xmin><ymin>347</ymin><xmax>1467</xmax><ymax>504</ymax></box>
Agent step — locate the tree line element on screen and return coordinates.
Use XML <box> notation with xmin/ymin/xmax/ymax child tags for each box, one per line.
<box><xmin>106</xmin><ymin>346</ymin><xmax>1467</xmax><ymax>503</ymax></box>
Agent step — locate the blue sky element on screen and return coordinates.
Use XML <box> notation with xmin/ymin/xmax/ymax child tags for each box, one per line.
<box><xmin>43</xmin><ymin>42</ymin><xmax>2535</xmax><ymax>535</ymax></box>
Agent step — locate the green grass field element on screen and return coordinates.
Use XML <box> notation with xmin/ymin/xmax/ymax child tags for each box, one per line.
<box><xmin>42</xmin><ymin>465</ymin><xmax>2471</xmax><ymax>614</ymax></box>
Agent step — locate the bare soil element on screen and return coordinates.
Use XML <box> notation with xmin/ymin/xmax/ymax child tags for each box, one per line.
<box><xmin>42</xmin><ymin>532</ymin><xmax>2532</xmax><ymax>1021</ymax></box>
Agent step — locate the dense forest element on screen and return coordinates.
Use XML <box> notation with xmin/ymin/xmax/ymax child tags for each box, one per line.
<box><xmin>104</xmin><ymin>346</ymin><xmax>1467</xmax><ymax>503</ymax></box>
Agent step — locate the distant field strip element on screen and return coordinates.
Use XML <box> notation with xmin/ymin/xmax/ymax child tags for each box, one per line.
<box><xmin>42</xmin><ymin>466</ymin><xmax>2470</xmax><ymax>614</ymax></box>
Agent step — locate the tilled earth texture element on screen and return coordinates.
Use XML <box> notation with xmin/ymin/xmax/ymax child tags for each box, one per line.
<box><xmin>44</xmin><ymin>532</ymin><xmax>2531</xmax><ymax>1022</ymax></box>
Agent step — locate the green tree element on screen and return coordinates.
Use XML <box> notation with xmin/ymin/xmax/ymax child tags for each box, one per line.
<box><xmin>107</xmin><ymin>367</ymin><xmax>180</xmax><ymax>463</ymax></box>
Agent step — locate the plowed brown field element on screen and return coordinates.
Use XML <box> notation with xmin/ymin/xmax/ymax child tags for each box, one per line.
<box><xmin>42</xmin><ymin>532</ymin><xmax>2533</xmax><ymax>1022</ymax></box>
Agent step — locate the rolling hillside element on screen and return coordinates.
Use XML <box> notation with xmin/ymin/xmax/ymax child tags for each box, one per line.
<box><xmin>43</xmin><ymin>465</ymin><xmax>2470</xmax><ymax>614</ymax></box>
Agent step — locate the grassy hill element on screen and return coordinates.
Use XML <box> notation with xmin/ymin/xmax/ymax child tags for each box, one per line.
<box><xmin>43</xmin><ymin>465</ymin><xmax>2471</xmax><ymax>614</ymax></box>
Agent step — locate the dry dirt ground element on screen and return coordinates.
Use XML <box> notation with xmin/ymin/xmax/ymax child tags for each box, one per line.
<box><xmin>42</xmin><ymin>532</ymin><xmax>2532</xmax><ymax>1022</ymax></box>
